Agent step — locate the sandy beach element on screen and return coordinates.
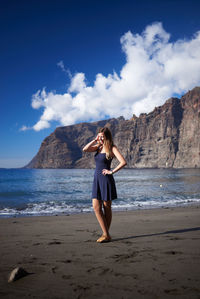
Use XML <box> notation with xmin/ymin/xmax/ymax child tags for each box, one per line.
<box><xmin>0</xmin><ymin>205</ymin><xmax>200</xmax><ymax>299</ymax></box>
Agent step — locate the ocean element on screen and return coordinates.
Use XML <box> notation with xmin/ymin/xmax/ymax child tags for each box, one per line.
<box><xmin>0</xmin><ymin>168</ymin><xmax>200</xmax><ymax>218</ymax></box>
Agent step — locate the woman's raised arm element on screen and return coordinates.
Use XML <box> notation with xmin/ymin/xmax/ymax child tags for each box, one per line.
<box><xmin>82</xmin><ymin>136</ymin><xmax>100</xmax><ymax>152</ymax></box>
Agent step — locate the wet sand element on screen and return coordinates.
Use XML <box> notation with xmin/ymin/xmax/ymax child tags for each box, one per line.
<box><xmin>0</xmin><ymin>205</ymin><xmax>200</xmax><ymax>298</ymax></box>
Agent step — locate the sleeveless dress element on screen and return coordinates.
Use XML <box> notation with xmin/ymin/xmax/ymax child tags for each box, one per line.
<box><xmin>92</xmin><ymin>150</ymin><xmax>117</xmax><ymax>201</ymax></box>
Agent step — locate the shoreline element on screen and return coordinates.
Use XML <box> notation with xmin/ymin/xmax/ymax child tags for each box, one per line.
<box><xmin>1</xmin><ymin>201</ymin><xmax>200</xmax><ymax>219</ymax></box>
<box><xmin>1</xmin><ymin>204</ymin><xmax>200</xmax><ymax>298</ymax></box>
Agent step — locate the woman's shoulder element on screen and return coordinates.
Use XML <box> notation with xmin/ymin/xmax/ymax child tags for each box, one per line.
<box><xmin>111</xmin><ymin>144</ymin><xmax>118</xmax><ymax>158</ymax></box>
<box><xmin>112</xmin><ymin>144</ymin><xmax>118</xmax><ymax>151</ymax></box>
<box><xmin>111</xmin><ymin>144</ymin><xmax>121</xmax><ymax>157</ymax></box>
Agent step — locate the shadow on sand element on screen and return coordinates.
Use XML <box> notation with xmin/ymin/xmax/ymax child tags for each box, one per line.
<box><xmin>112</xmin><ymin>226</ymin><xmax>200</xmax><ymax>242</ymax></box>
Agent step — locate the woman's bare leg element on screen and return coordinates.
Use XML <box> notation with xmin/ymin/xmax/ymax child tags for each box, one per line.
<box><xmin>92</xmin><ymin>198</ymin><xmax>110</xmax><ymax>238</ymax></box>
<box><xmin>103</xmin><ymin>200</ymin><xmax>112</xmax><ymax>230</ymax></box>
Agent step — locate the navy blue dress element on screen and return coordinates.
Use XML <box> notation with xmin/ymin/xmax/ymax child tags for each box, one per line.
<box><xmin>92</xmin><ymin>150</ymin><xmax>117</xmax><ymax>201</ymax></box>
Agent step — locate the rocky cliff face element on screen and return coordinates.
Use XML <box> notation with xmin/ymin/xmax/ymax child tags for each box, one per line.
<box><xmin>25</xmin><ymin>87</ymin><xmax>200</xmax><ymax>169</ymax></box>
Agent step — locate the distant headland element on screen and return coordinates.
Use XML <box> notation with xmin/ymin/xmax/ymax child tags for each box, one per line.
<box><xmin>25</xmin><ymin>87</ymin><xmax>200</xmax><ymax>169</ymax></box>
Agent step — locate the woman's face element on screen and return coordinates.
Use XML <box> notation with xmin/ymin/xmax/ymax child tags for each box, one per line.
<box><xmin>98</xmin><ymin>132</ymin><xmax>105</xmax><ymax>144</ymax></box>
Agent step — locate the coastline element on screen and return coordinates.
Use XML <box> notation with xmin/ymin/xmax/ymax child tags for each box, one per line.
<box><xmin>1</xmin><ymin>167</ymin><xmax>200</xmax><ymax>219</ymax></box>
<box><xmin>0</xmin><ymin>204</ymin><xmax>200</xmax><ymax>298</ymax></box>
<box><xmin>1</xmin><ymin>200</ymin><xmax>200</xmax><ymax>219</ymax></box>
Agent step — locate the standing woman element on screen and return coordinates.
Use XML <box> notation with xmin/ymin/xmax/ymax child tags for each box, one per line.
<box><xmin>83</xmin><ymin>127</ymin><xmax>127</xmax><ymax>243</ymax></box>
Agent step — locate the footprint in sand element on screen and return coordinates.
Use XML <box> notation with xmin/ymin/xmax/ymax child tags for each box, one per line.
<box><xmin>48</xmin><ymin>241</ymin><xmax>62</xmax><ymax>245</ymax></box>
<box><xmin>99</xmin><ymin>268</ymin><xmax>112</xmax><ymax>275</ymax></box>
<box><xmin>87</xmin><ymin>266</ymin><xmax>112</xmax><ymax>276</ymax></box>
<box><xmin>87</xmin><ymin>266</ymin><xmax>101</xmax><ymax>273</ymax></box>
<box><xmin>51</xmin><ymin>266</ymin><xmax>58</xmax><ymax>274</ymax></box>
<box><xmin>164</xmin><ymin>288</ymin><xmax>180</xmax><ymax>295</ymax></box>
<box><xmin>169</xmin><ymin>278</ymin><xmax>176</xmax><ymax>282</ymax></box>
<box><xmin>110</xmin><ymin>251</ymin><xmax>139</xmax><ymax>262</ymax></box>
<box><xmin>164</xmin><ymin>250</ymin><xmax>183</xmax><ymax>255</ymax></box>
<box><xmin>114</xmin><ymin>272</ymin><xmax>138</xmax><ymax>279</ymax></box>
<box><xmin>56</xmin><ymin>259</ymin><xmax>72</xmax><ymax>263</ymax></box>
<box><xmin>73</xmin><ymin>284</ymin><xmax>90</xmax><ymax>292</ymax></box>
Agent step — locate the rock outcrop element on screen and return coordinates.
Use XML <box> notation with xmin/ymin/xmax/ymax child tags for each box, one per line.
<box><xmin>8</xmin><ymin>267</ymin><xmax>29</xmax><ymax>282</ymax></box>
<box><xmin>25</xmin><ymin>87</ymin><xmax>200</xmax><ymax>169</ymax></box>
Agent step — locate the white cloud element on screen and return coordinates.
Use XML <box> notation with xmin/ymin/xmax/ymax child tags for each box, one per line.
<box><xmin>68</xmin><ymin>73</ymin><xmax>87</xmax><ymax>93</ymax></box>
<box><xmin>25</xmin><ymin>22</ymin><xmax>200</xmax><ymax>131</ymax></box>
<box><xmin>19</xmin><ymin>125</ymin><xmax>32</xmax><ymax>131</ymax></box>
<box><xmin>57</xmin><ymin>60</ymin><xmax>72</xmax><ymax>78</ymax></box>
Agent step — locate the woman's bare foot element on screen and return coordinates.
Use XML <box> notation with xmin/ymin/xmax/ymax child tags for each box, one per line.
<box><xmin>96</xmin><ymin>234</ymin><xmax>111</xmax><ymax>243</ymax></box>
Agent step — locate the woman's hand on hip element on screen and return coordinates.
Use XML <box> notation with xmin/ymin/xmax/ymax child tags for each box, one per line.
<box><xmin>102</xmin><ymin>169</ymin><xmax>112</xmax><ymax>176</ymax></box>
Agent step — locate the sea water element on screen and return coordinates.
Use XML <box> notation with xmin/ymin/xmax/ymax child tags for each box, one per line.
<box><xmin>0</xmin><ymin>168</ymin><xmax>200</xmax><ymax>217</ymax></box>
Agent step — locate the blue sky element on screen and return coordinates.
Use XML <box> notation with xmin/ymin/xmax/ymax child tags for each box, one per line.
<box><xmin>1</xmin><ymin>0</ymin><xmax>200</xmax><ymax>168</ymax></box>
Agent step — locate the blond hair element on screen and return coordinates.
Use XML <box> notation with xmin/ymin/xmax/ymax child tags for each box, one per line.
<box><xmin>99</xmin><ymin>127</ymin><xmax>114</xmax><ymax>160</ymax></box>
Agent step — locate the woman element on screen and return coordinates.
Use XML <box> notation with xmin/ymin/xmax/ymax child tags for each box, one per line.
<box><xmin>83</xmin><ymin>127</ymin><xmax>127</xmax><ymax>243</ymax></box>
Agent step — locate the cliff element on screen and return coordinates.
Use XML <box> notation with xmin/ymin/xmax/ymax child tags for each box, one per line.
<box><xmin>25</xmin><ymin>87</ymin><xmax>200</xmax><ymax>169</ymax></box>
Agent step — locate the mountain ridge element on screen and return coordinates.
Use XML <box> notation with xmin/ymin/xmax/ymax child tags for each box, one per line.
<box><xmin>25</xmin><ymin>86</ymin><xmax>200</xmax><ymax>169</ymax></box>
